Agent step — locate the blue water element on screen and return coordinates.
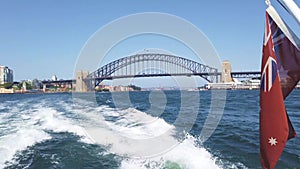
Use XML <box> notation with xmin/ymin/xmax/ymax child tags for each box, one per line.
<box><xmin>0</xmin><ymin>90</ymin><xmax>299</xmax><ymax>168</ymax></box>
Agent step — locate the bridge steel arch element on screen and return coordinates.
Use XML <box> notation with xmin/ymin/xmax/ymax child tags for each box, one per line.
<box><xmin>86</xmin><ymin>53</ymin><xmax>218</xmax><ymax>87</ymax></box>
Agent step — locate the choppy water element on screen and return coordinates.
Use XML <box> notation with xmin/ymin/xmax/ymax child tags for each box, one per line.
<box><xmin>0</xmin><ymin>90</ymin><xmax>299</xmax><ymax>169</ymax></box>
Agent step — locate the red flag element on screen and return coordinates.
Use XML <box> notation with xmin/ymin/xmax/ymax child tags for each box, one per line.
<box><xmin>260</xmin><ymin>12</ymin><xmax>290</xmax><ymax>169</ymax></box>
<box><xmin>270</xmin><ymin>13</ymin><xmax>300</xmax><ymax>100</ymax></box>
<box><xmin>268</xmin><ymin>7</ymin><xmax>299</xmax><ymax>140</ymax></box>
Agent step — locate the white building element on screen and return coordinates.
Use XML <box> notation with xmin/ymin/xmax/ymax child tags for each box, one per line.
<box><xmin>206</xmin><ymin>81</ymin><xmax>242</xmax><ymax>90</ymax></box>
<box><xmin>245</xmin><ymin>78</ymin><xmax>261</xmax><ymax>89</ymax></box>
<box><xmin>205</xmin><ymin>78</ymin><xmax>262</xmax><ymax>90</ymax></box>
<box><xmin>0</xmin><ymin>66</ymin><xmax>13</xmax><ymax>84</ymax></box>
<box><xmin>51</xmin><ymin>75</ymin><xmax>57</xmax><ymax>81</ymax></box>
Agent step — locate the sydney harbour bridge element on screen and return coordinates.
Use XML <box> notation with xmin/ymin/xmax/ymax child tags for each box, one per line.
<box><xmin>42</xmin><ymin>53</ymin><xmax>260</xmax><ymax>92</ymax></box>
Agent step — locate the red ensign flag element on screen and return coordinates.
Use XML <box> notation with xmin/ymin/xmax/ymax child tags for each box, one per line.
<box><xmin>260</xmin><ymin>12</ymin><xmax>289</xmax><ymax>169</ymax></box>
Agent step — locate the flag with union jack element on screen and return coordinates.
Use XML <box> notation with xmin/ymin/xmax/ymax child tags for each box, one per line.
<box><xmin>260</xmin><ymin>6</ymin><xmax>299</xmax><ymax>169</ymax></box>
<box><xmin>270</xmin><ymin>11</ymin><xmax>300</xmax><ymax>100</ymax></box>
<box><xmin>268</xmin><ymin>6</ymin><xmax>298</xmax><ymax>140</ymax></box>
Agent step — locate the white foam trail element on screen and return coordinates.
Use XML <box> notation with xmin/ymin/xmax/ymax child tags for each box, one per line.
<box><xmin>0</xmin><ymin>113</ymin><xmax>8</xmax><ymax>124</ymax></box>
<box><xmin>120</xmin><ymin>134</ymin><xmax>221</xmax><ymax>169</ymax></box>
<box><xmin>0</xmin><ymin>104</ymin><xmax>5</xmax><ymax>110</ymax></box>
<box><xmin>77</xmin><ymin>106</ymin><xmax>179</xmax><ymax>157</ymax></box>
<box><xmin>3</xmin><ymin>100</ymin><xmax>18</xmax><ymax>104</ymax></box>
<box><xmin>0</xmin><ymin>101</ymin><xmax>95</xmax><ymax>168</ymax></box>
<box><xmin>73</xmin><ymin>103</ymin><xmax>225</xmax><ymax>168</ymax></box>
<box><xmin>0</xmin><ymin>129</ymin><xmax>51</xmax><ymax>169</ymax></box>
<box><xmin>69</xmin><ymin>103</ymin><xmax>221</xmax><ymax>166</ymax></box>
<box><xmin>103</xmin><ymin>108</ymin><xmax>174</xmax><ymax>139</ymax></box>
<box><xmin>31</xmin><ymin>107</ymin><xmax>95</xmax><ymax>144</ymax></box>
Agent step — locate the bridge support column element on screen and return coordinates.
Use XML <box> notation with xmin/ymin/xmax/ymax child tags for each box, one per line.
<box><xmin>221</xmin><ymin>61</ymin><xmax>234</xmax><ymax>83</ymax></box>
<box><xmin>75</xmin><ymin>70</ymin><xmax>90</xmax><ymax>92</ymax></box>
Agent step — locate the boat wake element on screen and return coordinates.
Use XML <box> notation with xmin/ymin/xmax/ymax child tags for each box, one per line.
<box><xmin>0</xmin><ymin>100</ymin><xmax>92</xmax><ymax>168</ymax></box>
<box><xmin>0</xmin><ymin>96</ymin><xmax>245</xmax><ymax>169</ymax></box>
<box><xmin>120</xmin><ymin>134</ymin><xmax>220</xmax><ymax>169</ymax></box>
<box><xmin>69</xmin><ymin>100</ymin><xmax>222</xmax><ymax>169</ymax></box>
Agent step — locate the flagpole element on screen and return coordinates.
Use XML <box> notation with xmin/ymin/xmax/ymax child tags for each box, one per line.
<box><xmin>277</xmin><ymin>0</ymin><xmax>300</xmax><ymax>25</ymax></box>
<box><xmin>266</xmin><ymin>0</ymin><xmax>272</xmax><ymax>6</ymax></box>
<box><xmin>267</xmin><ymin>5</ymin><xmax>300</xmax><ymax>49</ymax></box>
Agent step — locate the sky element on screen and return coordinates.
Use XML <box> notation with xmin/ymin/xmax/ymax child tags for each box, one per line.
<box><xmin>1</xmin><ymin>0</ymin><xmax>299</xmax><ymax>84</ymax></box>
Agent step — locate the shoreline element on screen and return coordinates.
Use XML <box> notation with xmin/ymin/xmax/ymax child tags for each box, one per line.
<box><xmin>0</xmin><ymin>88</ymin><xmax>263</xmax><ymax>95</ymax></box>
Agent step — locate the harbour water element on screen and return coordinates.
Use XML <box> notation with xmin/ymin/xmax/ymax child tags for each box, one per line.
<box><xmin>0</xmin><ymin>90</ymin><xmax>299</xmax><ymax>169</ymax></box>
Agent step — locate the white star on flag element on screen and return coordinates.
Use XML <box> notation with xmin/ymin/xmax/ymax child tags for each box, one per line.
<box><xmin>268</xmin><ymin>137</ymin><xmax>278</xmax><ymax>146</ymax></box>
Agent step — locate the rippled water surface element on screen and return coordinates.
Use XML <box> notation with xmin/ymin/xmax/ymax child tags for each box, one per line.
<box><xmin>0</xmin><ymin>90</ymin><xmax>299</xmax><ymax>169</ymax></box>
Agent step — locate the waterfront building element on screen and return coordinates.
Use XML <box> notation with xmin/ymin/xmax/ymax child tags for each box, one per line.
<box><xmin>0</xmin><ymin>66</ymin><xmax>13</xmax><ymax>84</ymax></box>
<box><xmin>244</xmin><ymin>78</ymin><xmax>261</xmax><ymax>89</ymax></box>
<box><xmin>205</xmin><ymin>78</ymin><xmax>261</xmax><ymax>90</ymax></box>
<box><xmin>205</xmin><ymin>81</ymin><xmax>242</xmax><ymax>90</ymax></box>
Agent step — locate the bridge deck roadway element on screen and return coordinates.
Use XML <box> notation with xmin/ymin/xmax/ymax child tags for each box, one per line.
<box><xmin>41</xmin><ymin>71</ymin><xmax>261</xmax><ymax>84</ymax></box>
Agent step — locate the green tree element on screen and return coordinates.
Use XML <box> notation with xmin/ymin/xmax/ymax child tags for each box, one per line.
<box><xmin>17</xmin><ymin>82</ymin><xmax>32</xmax><ymax>90</ymax></box>
<box><xmin>3</xmin><ymin>82</ymin><xmax>13</xmax><ymax>89</ymax></box>
<box><xmin>128</xmin><ymin>85</ymin><xmax>141</xmax><ymax>91</ymax></box>
<box><xmin>26</xmin><ymin>82</ymin><xmax>32</xmax><ymax>90</ymax></box>
<box><xmin>17</xmin><ymin>83</ymin><xmax>22</xmax><ymax>90</ymax></box>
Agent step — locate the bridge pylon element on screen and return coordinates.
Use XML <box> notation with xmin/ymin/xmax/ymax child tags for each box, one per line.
<box><xmin>75</xmin><ymin>70</ymin><xmax>90</xmax><ymax>92</ymax></box>
<box><xmin>221</xmin><ymin>61</ymin><xmax>234</xmax><ymax>83</ymax></box>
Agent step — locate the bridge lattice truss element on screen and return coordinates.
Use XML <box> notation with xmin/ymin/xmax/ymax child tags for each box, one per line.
<box><xmin>87</xmin><ymin>53</ymin><xmax>218</xmax><ymax>86</ymax></box>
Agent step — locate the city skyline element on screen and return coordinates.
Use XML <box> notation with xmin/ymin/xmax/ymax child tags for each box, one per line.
<box><xmin>1</xmin><ymin>1</ymin><xmax>300</xmax><ymax>82</ymax></box>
